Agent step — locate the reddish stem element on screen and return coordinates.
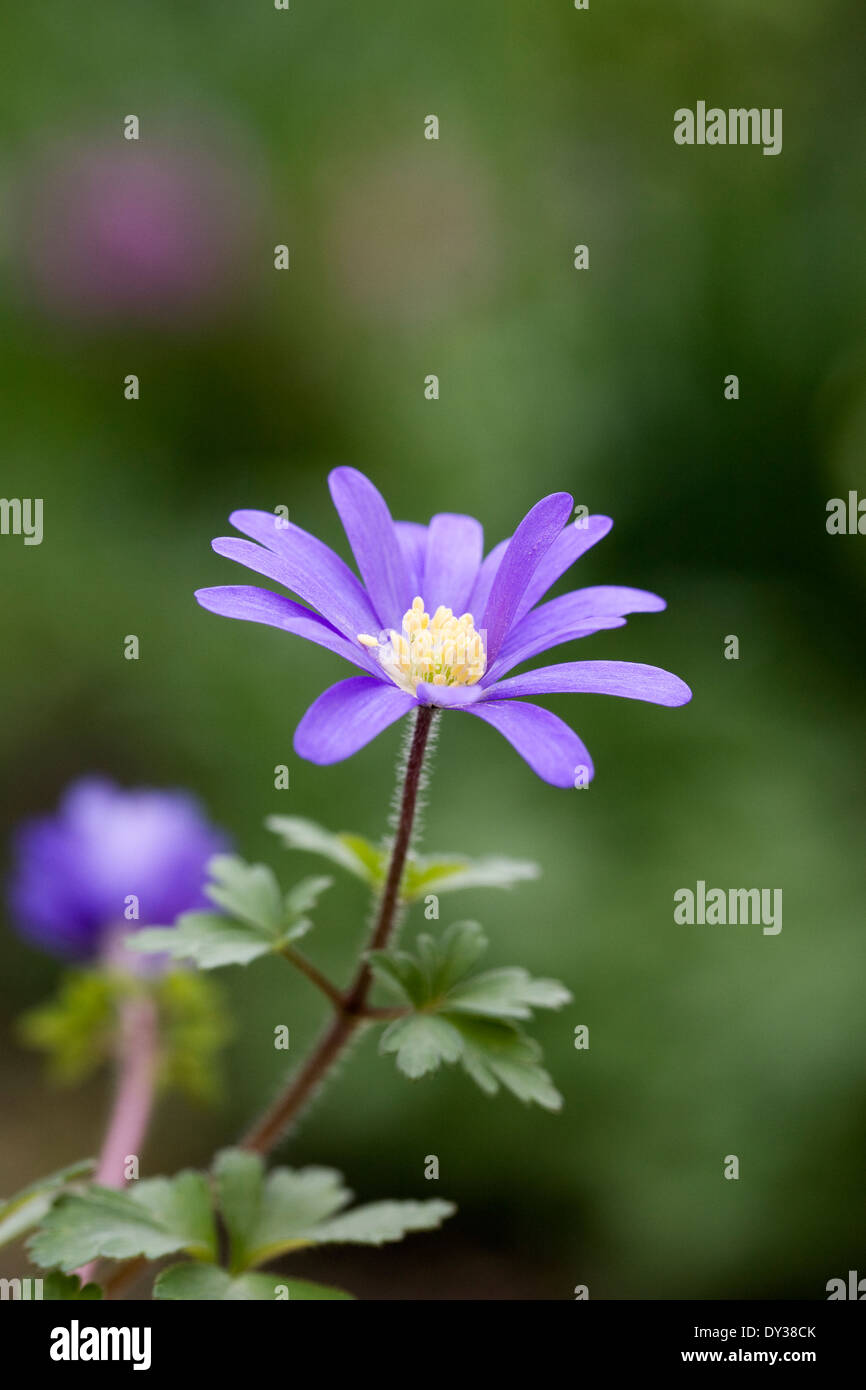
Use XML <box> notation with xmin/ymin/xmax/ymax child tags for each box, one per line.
<box><xmin>240</xmin><ymin>706</ymin><xmax>435</xmax><ymax>1154</ymax></box>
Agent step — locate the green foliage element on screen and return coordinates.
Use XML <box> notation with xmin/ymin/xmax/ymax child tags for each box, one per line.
<box><xmin>266</xmin><ymin>816</ymin><xmax>379</xmax><ymax>881</ymax></box>
<box><xmin>128</xmin><ymin>854</ymin><xmax>332</xmax><ymax>968</ymax></box>
<box><xmin>17</xmin><ymin>968</ymin><xmax>229</xmax><ymax>1105</ymax></box>
<box><xmin>28</xmin><ymin>1172</ymin><xmax>217</xmax><ymax>1272</ymax></box>
<box><xmin>0</xmin><ymin>1160</ymin><xmax>93</xmax><ymax>1250</ymax></box>
<box><xmin>18</xmin><ymin>972</ymin><xmax>119</xmax><ymax>1083</ymax></box>
<box><xmin>403</xmin><ymin>854</ymin><xmax>540</xmax><ymax>899</ymax></box>
<box><xmin>267</xmin><ymin>814</ymin><xmax>539</xmax><ymax>901</ymax></box>
<box><xmin>213</xmin><ymin>1148</ymin><xmax>454</xmax><ymax>1274</ymax></box>
<box><xmin>42</xmin><ymin>1272</ymin><xmax>103</xmax><ymax>1300</ymax></box>
<box><xmin>28</xmin><ymin>1149</ymin><xmax>454</xmax><ymax>1299</ymax></box>
<box><xmin>371</xmin><ymin>922</ymin><xmax>570</xmax><ymax>1110</ymax></box>
<box><xmin>155</xmin><ymin>971</ymin><xmax>231</xmax><ymax>1104</ymax></box>
<box><xmin>153</xmin><ymin>1264</ymin><xmax>352</xmax><ymax>1301</ymax></box>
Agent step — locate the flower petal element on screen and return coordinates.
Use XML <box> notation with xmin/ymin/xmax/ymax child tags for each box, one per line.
<box><xmin>485</xmin><ymin>586</ymin><xmax>665</xmax><ymax>682</ymax></box>
<box><xmin>328</xmin><ymin>467</ymin><xmax>411</xmax><ymax>627</ymax></box>
<box><xmin>415</xmin><ymin>681</ymin><xmax>485</xmax><ymax>708</ymax></box>
<box><xmin>481</xmin><ymin>492</ymin><xmax>574</xmax><ymax>662</ymax></box>
<box><xmin>395</xmin><ymin>522</ymin><xmax>428</xmax><ymax>595</ymax></box>
<box><xmin>220</xmin><ymin>510</ymin><xmax>378</xmax><ymax>639</ymax></box>
<box><xmin>484</xmin><ymin>618</ymin><xmax>626</xmax><ymax>685</ymax></box>
<box><xmin>195</xmin><ymin>586</ymin><xmax>378</xmax><ymax>673</ymax></box>
<box><xmin>422</xmin><ymin>513</ymin><xmax>484</xmax><ymax>614</ymax></box>
<box><xmin>466</xmin><ymin>538</ymin><xmax>509</xmax><ymax>621</ymax></box>
<box><xmin>488</xmin><ymin>660</ymin><xmax>693</xmax><ymax>706</ymax></box>
<box><xmin>294</xmin><ymin>677</ymin><xmax>416</xmax><ymax>764</ymax></box>
<box><xmin>463</xmin><ymin>699</ymin><xmax>594</xmax><ymax>788</ymax></box>
<box><xmin>513</xmin><ymin>515</ymin><xmax>613</xmax><ymax>621</ymax></box>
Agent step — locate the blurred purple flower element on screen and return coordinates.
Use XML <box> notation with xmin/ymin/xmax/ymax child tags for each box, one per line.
<box><xmin>7</xmin><ymin>777</ymin><xmax>228</xmax><ymax>959</ymax></box>
<box><xmin>17</xmin><ymin>136</ymin><xmax>262</xmax><ymax>328</ymax></box>
<box><xmin>197</xmin><ymin>468</ymin><xmax>692</xmax><ymax>787</ymax></box>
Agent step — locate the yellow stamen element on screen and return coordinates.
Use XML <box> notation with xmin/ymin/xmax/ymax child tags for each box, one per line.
<box><xmin>357</xmin><ymin>597</ymin><xmax>486</xmax><ymax>695</ymax></box>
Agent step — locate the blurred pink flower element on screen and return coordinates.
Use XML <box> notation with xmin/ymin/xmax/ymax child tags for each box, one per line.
<box><xmin>16</xmin><ymin>133</ymin><xmax>264</xmax><ymax>329</ymax></box>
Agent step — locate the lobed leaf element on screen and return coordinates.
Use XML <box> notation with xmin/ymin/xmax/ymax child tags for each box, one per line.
<box><xmin>130</xmin><ymin>914</ymin><xmax>278</xmax><ymax>969</ymax></box>
<box><xmin>403</xmin><ymin>854</ymin><xmax>540</xmax><ymax>900</ymax></box>
<box><xmin>310</xmin><ymin>1199</ymin><xmax>456</xmax><ymax>1247</ymax></box>
<box><xmin>0</xmin><ymin>1160</ymin><xmax>94</xmax><ymax>1250</ymax></box>
<box><xmin>128</xmin><ymin>858</ymin><xmax>331</xmax><ymax>970</ymax></box>
<box><xmin>28</xmin><ymin>1172</ymin><xmax>217</xmax><ymax>1272</ymax></box>
<box><xmin>266</xmin><ymin>816</ymin><xmax>379</xmax><ymax>882</ymax></box>
<box><xmin>371</xmin><ymin>923</ymin><xmax>569</xmax><ymax>1109</ymax></box>
<box><xmin>444</xmin><ymin>967</ymin><xmax>572</xmax><ymax>1020</ymax></box>
<box><xmin>378</xmin><ymin>1015</ymin><xmax>464</xmax><ymax>1078</ymax></box>
<box><xmin>450</xmin><ymin>1015</ymin><xmax>564</xmax><ymax>1111</ymax></box>
<box><xmin>204</xmin><ymin>854</ymin><xmax>285</xmax><ymax>930</ymax></box>
<box><xmin>210</xmin><ymin>1150</ymin><xmax>453</xmax><ymax>1271</ymax></box>
<box><xmin>266</xmin><ymin>815</ymin><xmax>539</xmax><ymax>904</ymax></box>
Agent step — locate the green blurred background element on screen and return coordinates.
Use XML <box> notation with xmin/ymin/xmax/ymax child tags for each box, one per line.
<box><xmin>2</xmin><ymin>0</ymin><xmax>865</xmax><ymax>1299</ymax></box>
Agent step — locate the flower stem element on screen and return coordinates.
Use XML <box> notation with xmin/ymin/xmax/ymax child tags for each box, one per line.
<box><xmin>102</xmin><ymin>711</ymin><xmax>436</xmax><ymax>1296</ymax></box>
<box><xmin>240</xmin><ymin>705</ymin><xmax>436</xmax><ymax>1154</ymax></box>
<box><xmin>95</xmin><ymin>992</ymin><xmax>159</xmax><ymax>1185</ymax></box>
<box><xmin>77</xmin><ymin>990</ymin><xmax>158</xmax><ymax>1286</ymax></box>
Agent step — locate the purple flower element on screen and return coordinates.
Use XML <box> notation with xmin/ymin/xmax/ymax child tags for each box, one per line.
<box><xmin>7</xmin><ymin>778</ymin><xmax>229</xmax><ymax>960</ymax></box>
<box><xmin>196</xmin><ymin>469</ymin><xmax>691</xmax><ymax>787</ymax></box>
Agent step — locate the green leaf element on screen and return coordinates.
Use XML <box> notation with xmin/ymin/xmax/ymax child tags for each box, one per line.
<box><xmin>17</xmin><ymin>972</ymin><xmax>120</xmax><ymax>1083</ymax></box>
<box><xmin>371</xmin><ymin>922</ymin><xmax>570</xmax><ymax>1110</ymax></box>
<box><xmin>214</xmin><ymin>1151</ymin><xmax>350</xmax><ymax>1272</ymax></box>
<box><xmin>310</xmin><ymin>1199</ymin><xmax>456</xmax><ymax>1246</ymax></box>
<box><xmin>266</xmin><ymin>816</ymin><xmax>381</xmax><ymax>883</ymax></box>
<box><xmin>28</xmin><ymin>1153</ymin><xmax>455</xmax><ymax>1285</ymax></box>
<box><xmin>266</xmin><ymin>816</ymin><xmax>539</xmax><ymax>905</ymax></box>
<box><xmin>154</xmin><ymin>1264</ymin><xmax>353</xmax><ymax>1301</ymax></box>
<box><xmin>213</xmin><ymin>1149</ymin><xmax>265</xmax><ymax>1274</ymax></box>
<box><xmin>285</xmin><ymin>875</ymin><xmax>337</xmax><ymax>917</ymax></box>
<box><xmin>0</xmin><ymin>1160</ymin><xmax>94</xmax><ymax>1250</ymax></box>
<box><xmin>447</xmin><ymin>1015</ymin><xmax>564</xmax><ymax>1111</ymax></box>
<box><xmin>130</xmin><ymin>915</ymin><xmax>276</xmax><ymax>968</ymax></box>
<box><xmin>128</xmin><ymin>857</ymin><xmax>332</xmax><ymax>969</ymax></box>
<box><xmin>371</xmin><ymin>921</ymin><xmax>489</xmax><ymax>1005</ymax></box>
<box><xmin>378</xmin><ymin>1015</ymin><xmax>463</xmax><ymax>1078</ymax></box>
<box><xmin>204</xmin><ymin>854</ymin><xmax>284</xmax><ymax>930</ymax></box>
<box><xmin>420</xmin><ymin>920</ymin><xmax>489</xmax><ymax>997</ymax></box>
<box><xmin>28</xmin><ymin>1172</ymin><xmax>217</xmax><ymax>1272</ymax></box>
<box><xmin>210</xmin><ymin>1150</ymin><xmax>454</xmax><ymax>1272</ymax></box>
<box><xmin>42</xmin><ymin>1272</ymin><xmax>103</xmax><ymax>1300</ymax></box>
<box><xmin>338</xmin><ymin>835</ymin><xmax>386</xmax><ymax>883</ymax></box>
<box><xmin>403</xmin><ymin>853</ymin><xmax>540</xmax><ymax>900</ymax></box>
<box><xmin>368</xmin><ymin>949</ymin><xmax>429</xmax><ymax>1007</ymax></box>
<box><xmin>444</xmin><ymin>968</ymin><xmax>572</xmax><ymax>1020</ymax></box>
<box><xmin>371</xmin><ymin>921</ymin><xmax>570</xmax><ymax>1019</ymax></box>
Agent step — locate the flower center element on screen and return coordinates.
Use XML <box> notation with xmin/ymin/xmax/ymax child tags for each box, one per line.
<box><xmin>358</xmin><ymin>596</ymin><xmax>486</xmax><ymax>696</ymax></box>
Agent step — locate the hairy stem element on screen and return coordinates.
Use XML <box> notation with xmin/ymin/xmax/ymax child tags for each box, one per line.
<box><xmin>240</xmin><ymin>706</ymin><xmax>436</xmax><ymax>1154</ymax></box>
<box><xmin>279</xmin><ymin>946</ymin><xmax>345</xmax><ymax>1009</ymax></box>
<box><xmin>102</xmin><ymin>709</ymin><xmax>436</xmax><ymax>1296</ymax></box>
